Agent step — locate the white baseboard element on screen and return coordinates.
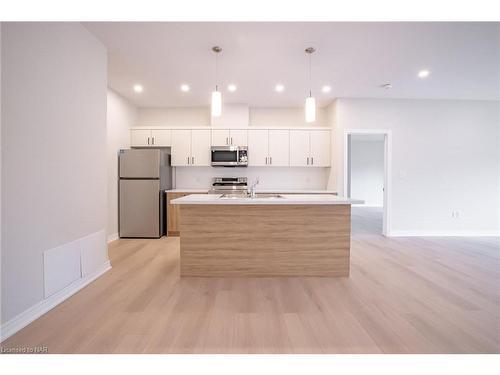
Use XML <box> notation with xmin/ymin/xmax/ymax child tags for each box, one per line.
<box><xmin>0</xmin><ymin>261</ymin><xmax>111</xmax><ymax>342</ymax></box>
<box><xmin>107</xmin><ymin>233</ymin><xmax>119</xmax><ymax>243</ymax></box>
<box><xmin>390</xmin><ymin>230</ymin><xmax>500</xmax><ymax>237</ymax></box>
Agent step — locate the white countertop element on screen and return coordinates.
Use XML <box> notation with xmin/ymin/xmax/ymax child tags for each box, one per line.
<box><xmin>171</xmin><ymin>194</ymin><xmax>363</xmax><ymax>205</ymax></box>
<box><xmin>166</xmin><ymin>189</ymin><xmax>338</xmax><ymax>194</ymax></box>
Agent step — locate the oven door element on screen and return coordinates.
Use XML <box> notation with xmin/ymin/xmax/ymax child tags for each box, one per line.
<box><xmin>211</xmin><ymin>146</ymin><xmax>239</xmax><ymax>166</ymax></box>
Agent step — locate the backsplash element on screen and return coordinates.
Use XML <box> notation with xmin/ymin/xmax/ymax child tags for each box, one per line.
<box><xmin>174</xmin><ymin>167</ymin><xmax>331</xmax><ymax>190</ymax></box>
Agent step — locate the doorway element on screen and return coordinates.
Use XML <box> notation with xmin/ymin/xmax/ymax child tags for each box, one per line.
<box><xmin>344</xmin><ymin>130</ymin><xmax>392</xmax><ymax>236</ymax></box>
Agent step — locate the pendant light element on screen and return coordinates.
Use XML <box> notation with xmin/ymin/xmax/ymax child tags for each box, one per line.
<box><xmin>211</xmin><ymin>46</ymin><xmax>222</xmax><ymax>117</ymax></box>
<box><xmin>305</xmin><ymin>47</ymin><xmax>316</xmax><ymax>123</ymax></box>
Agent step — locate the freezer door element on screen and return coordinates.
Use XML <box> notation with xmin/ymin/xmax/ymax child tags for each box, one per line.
<box><xmin>119</xmin><ymin>179</ymin><xmax>160</xmax><ymax>238</ymax></box>
<box><xmin>119</xmin><ymin>149</ymin><xmax>160</xmax><ymax>178</ymax></box>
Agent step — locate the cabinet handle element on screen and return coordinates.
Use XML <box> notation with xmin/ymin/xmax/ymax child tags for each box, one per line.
<box><xmin>270</xmin><ymin>157</ymin><xmax>272</xmax><ymax>165</ymax></box>
<box><xmin>226</xmin><ymin>137</ymin><xmax>229</xmax><ymax>145</ymax></box>
<box><xmin>152</xmin><ymin>137</ymin><xmax>155</xmax><ymax>145</ymax></box>
<box><xmin>192</xmin><ymin>156</ymin><xmax>194</xmax><ymax>164</ymax></box>
<box><xmin>265</xmin><ymin>157</ymin><xmax>268</xmax><ymax>165</ymax></box>
<box><xmin>307</xmin><ymin>157</ymin><xmax>309</xmax><ymax>165</ymax></box>
<box><xmin>147</xmin><ymin>137</ymin><xmax>150</xmax><ymax>145</ymax></box>
<box><xmin>311</xmin><ymin>157</ymin><xmax>314</xmax><ymax>165</ymax></box>
<box><xmin>187</xmin><ymin>156</ymin><xmax>190</xmax><ymax>165</ymax></box>
<box><xmin>230</xmin><ymin>137</ymin><xmax>233</xmax><ymax>145</ymax></box>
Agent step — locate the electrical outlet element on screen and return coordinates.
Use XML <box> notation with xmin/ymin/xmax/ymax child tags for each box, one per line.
<box><xmin>451</xmin><ymin>211</ymin><xmax>461</xmax><ymax>218</ymax></box>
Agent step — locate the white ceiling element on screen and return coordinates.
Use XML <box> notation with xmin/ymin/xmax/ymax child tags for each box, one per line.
<box><xmin>84</xmin><ymin>22</ymin><xmax>500</xmax><ymax>107</ymax></box>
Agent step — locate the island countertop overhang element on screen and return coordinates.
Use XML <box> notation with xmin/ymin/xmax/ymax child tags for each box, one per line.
<box><xmin>170</xmin><ymin>194</ymin><xmax>364</xmax><ymax>205</ymax></box>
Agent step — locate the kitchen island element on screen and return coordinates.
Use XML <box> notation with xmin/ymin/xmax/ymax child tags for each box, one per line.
<box><xmin>170</xmin><ymin>194</ymin><xmax>363</xmax><ymax>277</ymax></box>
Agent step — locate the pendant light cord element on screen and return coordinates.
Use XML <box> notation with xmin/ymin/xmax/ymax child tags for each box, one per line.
<box><xmin>308</xmin><ymin>52</ymin><xmax>312</xmax><ymax>97</ymax></box>
<box><xmin>215</xmin><ymin>52</ymin><xmax>219</xmax><ymax>91</ymax></box>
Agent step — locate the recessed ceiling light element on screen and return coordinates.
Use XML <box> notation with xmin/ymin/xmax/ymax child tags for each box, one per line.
<box><xmin>180</xmin><ymin>84</ymin><xmax>190</xmax><ymax>92</ymax></box>
<box><xmin>227</xmin><ymin>84</ymin><xmax>237</xmax><ymax>92</ymax></box>
<box><xmin>321</xmin><ymin>85</ymin><xmax>331</xmax><ymax>93</ymax></box>
<box><xmin>380</xmin><ymin>83</ymin><xmax>393</xmax><ymax>89</ymax></box>
<box><xmin>418</xmin><ymin>69</ymin><xmax>430</xmax><ymax>78</ymax></box>
<box><xmin>133</xmin><ymin>84</ymin><xmax>143</xmax><ymax>93</ymax></box>
<box><xmin>275</xmin><ymin>84</ymin><xmax>284</xmax><ymax>92</ymax></box>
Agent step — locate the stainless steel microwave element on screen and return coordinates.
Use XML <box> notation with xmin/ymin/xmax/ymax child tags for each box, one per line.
<box><xmin>211</xmin><ymin>146</ymin><xmax>248</xmax><ymax>167</ymax></box>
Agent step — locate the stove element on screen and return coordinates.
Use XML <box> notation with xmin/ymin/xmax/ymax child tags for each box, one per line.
<box><xmin>209</xmin><ymin>177</ymin><xmax>248</xmax><ymax>194</ymax></box>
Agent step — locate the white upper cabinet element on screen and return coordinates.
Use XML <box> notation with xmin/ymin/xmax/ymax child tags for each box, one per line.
<box><xmin>131</xmin><ymin>129</ymin><xmax>152</xmax><ymax>147</ymax></box>
<box><xmin>133</xmin><ymin>127</ymin><xmax>330</xmax><ymax>168</ymax></box>
<box><xmin>211</xmin><ymin>129</ymin><xmax>230</xmax><ymax>146</ymax></box>
<box><xmin>248</xmin><ymin>129</ymin><xmax>289</xmax><ymax>166</ymax></box>
<box><xmin>289</xmin><ymin>130</ymin><xmax>310</xmax><ymax>166</ymax></box>
<box><xmin>171</xmin><ymin>129</ymin><xmax>192</xmax><ymax>166</ymax></box>
<box><xmin>268</xmin><ymin>130</ymin><xmax>289</xmax><ymax>166</ymax></box>
<box><xmin>229</xmin><ymin>129</ymin><xmax>248</xmax><ymax>146</ymax></box>
<box><xmin>190</xmin><ymin>129</ymin><xmax>211</xmax><ymax>166</ymax></box>
<box><xmin>309</xmin><ymin>130</ymin><xmax>331</xmax><ymax>167</ymax></box>
<box><xmin>248</xmin><ymin>129</ymin><xmax>269</xmax><ymax>166</ymax></box>
<box><xmin>151</xmin><ymin>129</ymin><xmax>171</xmax><ymax>147</ymax></box>
<box><xmin>211</xmin><ymin>129</ymin><xmax>248</xmax><ymax>146</ymax></box>
<box><xmin>290</xmin><ymin>129</ymin><xmax>331</xmax><ymax>167</ymax></box>
<box><xmin>171</xmin><ymin>129</ymin><xmax>210</xmax><ymax>166</ymax></box>
<box><xmin>131</xmin><ymin>129</ymin><xmax>171</xmax><ymax>147</ymax></box>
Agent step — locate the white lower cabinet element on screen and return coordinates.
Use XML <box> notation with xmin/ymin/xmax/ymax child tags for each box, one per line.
<box><xmin>171</xmin><ymin>129</ymin><xmax>210</xmax><ymax>166</ymax></box>
<box><xmin>290</xmin><ymin>129</ymin><xmax>331</xmax><ymax>167</ymax></box>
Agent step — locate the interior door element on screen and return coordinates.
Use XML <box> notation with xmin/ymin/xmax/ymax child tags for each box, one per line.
<box><xmin>211</xmin><ymin>129</ymin><xmax>230</xmax><ymax>146</ymax></box>
<box><xmin>268</xmin><ymin>130</ymin><xmax>290</xmax><ymax>166</ymax></box>
<box><xmin>248</xmin><ymin>129</ymin><xmax>269</xmax><ymax>166</ymax></box>
<box><xmin>119</xmin><ymin>179</ymin><xmax>160</xmax><ymax>238</ymax></box>
<box><xmin>191</xmin><ymin>129</ymin><xmax>211</xmax><ymax>166</ymax></box>
<box><xmin>171</xmin><ymin>129</ymin><xmax>192</xmax><ymax>166</ymax></box>
<box><xmin>309</xmin><ymin>130</ymin><xmax>331</xmax><ymax>166</ymax></box>
<box><xmin>130</xmin><ymin>129</ymin><xmax>151</xmax><ymax>147</ymax></box>
<box><xmin>229</xmin><ymin>129</ymin><xmax>248</xmax><ymax>146</ymax></box>
<box><xmin>289</xmin><ymin>130</ymin><xmax>310</xmax><ymax>166</ymax></box>
<box><xmin>151</xmin><ymin>129</ymin><xmax>171</xmax><ymax>146</ymax></box>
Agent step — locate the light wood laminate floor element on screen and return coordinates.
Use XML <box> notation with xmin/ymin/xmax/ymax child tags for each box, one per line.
<box><xmin>3</xmin><ymin>208</ymin><xmax>499</xmax><ymax>353</ymax></box>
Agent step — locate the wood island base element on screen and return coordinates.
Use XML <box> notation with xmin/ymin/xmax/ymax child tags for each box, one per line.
<box><xmin>179</xmin><ymin>204</ymin><xmax>351</xmax><ymax>277</ymax></box>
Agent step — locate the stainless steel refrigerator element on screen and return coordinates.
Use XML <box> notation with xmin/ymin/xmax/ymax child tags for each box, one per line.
<box><xmin>119</xmin><ymin>149</ymin><xmax>172</xmax><ymax>238</ymax></box>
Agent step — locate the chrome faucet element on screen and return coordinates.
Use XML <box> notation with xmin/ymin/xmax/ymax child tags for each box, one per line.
<box><xmin>248</xmin><ymin>177</ymin><xmax>260</xmax><ymax>198</ymax></box>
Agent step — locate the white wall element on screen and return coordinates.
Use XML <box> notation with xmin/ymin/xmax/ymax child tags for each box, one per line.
<box><xmin>138</xmin><ymin>107</ymin><xmax>210</xmax><ymax>127</ymax></box>
<box><xmin>350</xmin><ymin>136</ymin><xmax>384</xmax><ymax>206</ymax></box>
<box><xmin>106</xmin><ymin>89</ymin><xmax>137</xmax><ymax>241</ymax></box>
<box><xmin>1</xmin><ymin>23</ymin><xmax>108</xmax><ymax>325</ymax></box>
<box><xmin>249</xmin><ymin>107</ymin><xmax>329</xmax><ymax>127</ymax></box>
<box><xmin>332</xmin><ymin>98</ymin><xmax>500</xmax><ymax>235</ymax></box>
<box><xmin>137</xmin><ymin>106</ymin><xmax>329</xmax><ymax>127</ymax></box>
